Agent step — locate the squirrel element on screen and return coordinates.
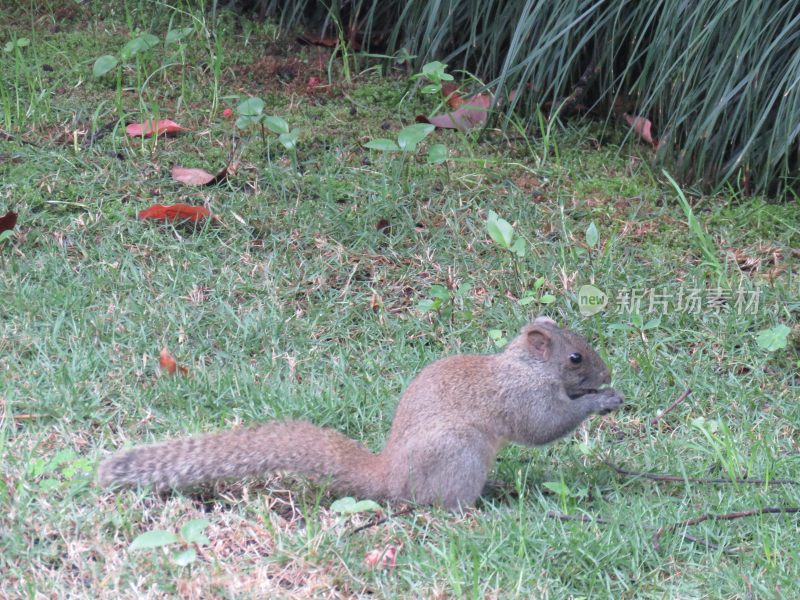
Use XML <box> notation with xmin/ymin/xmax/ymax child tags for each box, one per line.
<box><xmin>99</xmin><ymin>317</ymin><xmax>624</xmax><ymax>509</ymax></box>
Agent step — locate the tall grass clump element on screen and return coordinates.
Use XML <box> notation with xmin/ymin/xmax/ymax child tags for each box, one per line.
<box><xmin>245</xmin><ymin>0</ymin><xmax>800</xmax><ymax>198</ymax></box>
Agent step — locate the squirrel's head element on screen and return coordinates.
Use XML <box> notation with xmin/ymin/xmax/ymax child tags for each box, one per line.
<box><xmin>515</xmin><ymin>317</ymin><xmax>611</xmax><ymax>397</ymax></box>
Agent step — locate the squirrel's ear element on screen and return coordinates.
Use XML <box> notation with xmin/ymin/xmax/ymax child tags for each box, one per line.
<box><xmin>532</xmin><ymin>316</ymin><xmax>557</xmax><ymax>327</ymax></box>
<box><xmin>525</xmin><ymin>325</ymin><xmax>552</xmax><ymax>360</ymax></box>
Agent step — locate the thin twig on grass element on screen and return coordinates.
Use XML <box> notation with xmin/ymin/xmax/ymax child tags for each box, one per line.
<box><xmin>652</xmin><ymin>507</ymin><xmax>800</xmax><ymax>552</ymax></box>
<box><xmin>650</xmin><ymin>388</ymin><xmax>692</xmax><ymax>425</ymax></box>
<box><xmin>604</xmin><ymin>461</ymin><xmax>800</xmax><ymax>486</ymax></box>
<box><xmin>546</xmin><ymin>511</ymin><xmax>723</xmax><ymax>551</ymax></box>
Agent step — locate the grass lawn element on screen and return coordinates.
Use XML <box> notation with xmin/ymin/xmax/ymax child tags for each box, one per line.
<box><xmin>1</xmin><ymin>3</ymin><xmax>799</xmax><ymax>598</ymax></box>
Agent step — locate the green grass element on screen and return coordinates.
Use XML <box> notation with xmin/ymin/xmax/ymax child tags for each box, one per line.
<box><xmin>1</xmin><ymin>2</ymin><xmax>799</xmax><ymax>598</ymax></box>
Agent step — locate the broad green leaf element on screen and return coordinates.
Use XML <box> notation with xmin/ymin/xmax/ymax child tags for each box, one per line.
<box><xmin>129</xmin><ymin>530</ymin><xmax>179</xmax><ymax>550</ymax></box>
<box><xmin>235</xmin><ymin>115</ymin><xmax>261</xmax><ymax>130</ymax></box>
<box><xmin>120</xmin><ymin>33</ymin><xmax>159</xmax><ymax>60</ymax></box>
<box><xmin>539</xmin><ymin>294</ymin><xmax>556</xmax><ymax>304</ymax></box>
<box><xmin>264</xmin><ymin>115</ymin><xmax>290</xmax><ymax>135</ymax></box>
<box><xmin>428</xmin><ymin>284</ymin><xmax>450</xmax><ymax>301</ymax></box>
<box><xmin>278</xmin><ymin>129</ymin><xmax>299</xmax><ymax>149</ymax></box>
<box><xmin>542</xmin><ymin>481</ymin><xmax>571</xmax><ymax>496</ymax></box>
<box><xmin>427</xmin><ymin>143</ymin><xmax>447</xmax><ymax>164</ymax></box>
<box><xmin>511</xmin><ymin>237</ymin><xmax>526</xmax><ymax>257</ymax></box>
<box><xmin>61</xmin><ymin>457</ymin><xmax>93</xmax><ymax>478</ymax></box>
<box><xmin>236</xmin><ymin>96</ymin><xmax>265</xmax><ymax>117</ymax></box>
<box><xmin>364</xmin><ymin>139</ymin><xmax>400</xmax><ymax>152</ymax></box>
<box><xmin>419</xmin><ymin>61</ymin><xmax>452</xmax><ymax>81</ymax></box>
<box><xmin>166</xmin><ymin>27</ymin><xmax>194</xmax><ymax>45</ymax></box>
<box><xmin>330</xmin><ymin>496</ymin><xmax>382</xmax><ymax>514</ymax></box>
<box><xmin>642</xmin><ymin>317</ymin><xmax>661</xmax><ymax>330</ymax></box>
<box><xmin>585</xmin><ymin>222</ymin><xmax>598</xmax><ymax>248</ymax></box>
<box><xmin>416</xmin><ymin>298</ymin><xmax>439</xmax><ymax>312</ymax></box>
<box><xmin>4</xmin><ymin>38</ymin><xmax>30</xmax><ymax>52</ymax></box>
<box><xmin>422</xmin><ymin>61</ymin><xmax>447</xmax><ymax>76</ymax></box>
<box><xmin>756</xmin><ymin>324</ymin><xmax>790</xmax><ymax>351</ymax></box>
<box><xmin>93</xmin><ymin>55</ymin><xmax>118</xmax><ymax>77</ymax></box>
<box><xmin>420</xmin><ymin>84</ymin><xmax>441</xmax><ymax>94</ymax></box>
<box><xmin>486</xmin><ymin>211</ymin><xmax>513</xmax><ymax>248</ymax></box>
<box><xmin>518</xmin><ymin>295</ymin><xmax>536</xmax><ymax>306</ymax></box>
<box><xmin>38</xmin><ymin>478</ymin><xmax>60</xmax><ymax>491</ymax></box>
<box><xmin>172</xmin><ymin>548</ymin><xmax>197</xmax><ymax>566</ymax></box>
<box><xmin>180</xmin><ymin>519</ymin><xmax>210</xmax><ymax>545</ymax></box>
<box><xmin>455</xmin><ymin>282</ymin><xmax>472</xmax><ymax>297</ymax></box>
<box><xmin>488</xmin><ymin>329</ymin><xmax>504</xmax><ymax>341</ymax></box>
<box><xmin>0</xmin><ymin>230</ymin><xmax>13</xmax><ymax>243</ymax></box>
<box><xmin>397</xmin><ymin>123</ymin><xmax>434</xmax><ymax>151</ymax></box>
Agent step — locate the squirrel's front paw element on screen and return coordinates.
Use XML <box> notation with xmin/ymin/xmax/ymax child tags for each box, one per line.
<box><xmin>596</xmin><ymin>389</ymin><xmax>624</xmax><ymax>415</ymax></box>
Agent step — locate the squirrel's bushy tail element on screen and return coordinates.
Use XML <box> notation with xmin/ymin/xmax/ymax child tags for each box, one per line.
<box><xmin>98</xmin><ymin>421</ymin><xmax>387</xmax><ymax>498</ymax></box>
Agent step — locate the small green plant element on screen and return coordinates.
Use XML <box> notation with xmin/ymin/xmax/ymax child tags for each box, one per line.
<box><xmin>264</xmin><ymin>115</ymin><xmax>300</xmax><ymax>169</ymax></box>
<box><xmin>27</xmin><ymin>449</ymin><xmax>93</xmax><ymax>494</ymax></box>
<box><xmin>417</xmin><ymin>282</ymin><xmax>473</xmax><ymax>322</ymax></box>
<box><xmin>690</xmin><ymin>417</ymin><xmax>745</xmax><ymax>484</ymax></box>
<box><xmin>235</xmin><ymin>97</ymin><xmax>300</xmax><ymax>170</ymax></box>
<box><xmin>663</xmin><ymin>170</ymin><xmax>722</xmax><ymax>275</ymax></box>
<box><xmin>585</xmin><ymin>221</ymin><xmax>599</xmax><ymax>248</ymax></box>
<box><xmin>364</xmin><ymin>122</ymin><xmax>436</xmax><ymax>185</ymax></box>
<box><xmin>542</xmin><ymin>479</ymin><xmax>589</xmax><ymax>513</ymax></box>
<box><xmin>93</xmin><ymin>27</ymin><xmax>196</xmax><ymax>114</ymax></box>
<box><xmin>755</xmin><ymin>324</ymin><xmax>790</xmax><ymax>351</ymax></box>
<box><xmin>518</xmin><ymin>276</ymin><xmax>556</xmax><ymax>307</ymax></box>
<box><xmin>412</xmin><ymin>61</ymin><xmax>454</xmax><ymax>96</ymax></box>
<box><xmin>488</xmin><ymin>328</ymin><xmax>508</xmax><ymax>348</ymax></box>
<box><xmin>365</xmin><ymin>122</ymin><xmax>435</xmax><ymax>154</ymax></box>
<box><xmin>485</xmin><ymin>210</ymin><xmax>529</xmax><ymax>296</ymax></box>
<box><xmin>93</xmin><ymin>27</ymin><xmax>194</xmax><ymax>78</ymax></box>
<box><xmin>129</xmin><ymin>518</ymin><xmax>211</xmax><ymax>566</ymax></box>
<box><xmin>2</xmin><ymin>34</ymin><xmax>49</xmax><ymax>126</ymax></box>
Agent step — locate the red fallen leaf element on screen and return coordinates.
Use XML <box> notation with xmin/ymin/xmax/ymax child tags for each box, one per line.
<box><xmin>172</xmin><ymin>164</ymin><xmax>235</xmax><ymax>186</ymax></box>
<box><xmin>222</xmin><ymin>108</ymin><xmax>234</xmax><ymax>119</ymax></box>
<box><xmin>416</xmin><ymin>93</ymin><xmax>493</xmax><ymax>132</ymax></box>
<box><xmin>138</xmin><ymin>203</ymin><xmax>211</xmax><ymax>222</ymax></box>
<box><xmin>159</xmin><ymin>348</ymin><xmax>189</xmax><ymax>376</ymax></box>
<box><xmin>126</xmin><ymin>119</ymin><xmax>186</xmax><ymax>138</ymax></box>
<box><xmin>0</xmin><ymin>210</ymin><xmax>18</xmax><ymax>233</ymax></box>
<box><xmin>624</xmin><ymin>114</ymin><xmax>658</xmax><ymax>148</ymax></box>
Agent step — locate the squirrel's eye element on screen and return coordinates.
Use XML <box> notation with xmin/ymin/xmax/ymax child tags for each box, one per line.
<box><xmin>569</xmin><ymin>352</ymin><xmax>582</xmax><ymax>364</ymax></box>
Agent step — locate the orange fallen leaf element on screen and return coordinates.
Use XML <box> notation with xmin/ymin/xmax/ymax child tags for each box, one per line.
<box><xmin>126</xmin><ymin>119</ymin><xmax>186</xmax><ymax>138</ymax></box>
<box><xmin>138</xmin><ymin>203</ymin><xmax>212</xmax><ymax>222</ymax></box>
<box><xmin>172</xmin><ymin>164</ymin><xmax>235</xmax><ymax>186</ymax></box>
<box><xmin>159</xmin><ymin>348</ymin><xmax>189</xmax><ymax>376</ymax></box>
<box><xmin>364</xmin><ymin>544</ymin><xmax>399</xmax><ymax>570</ymax></box>
<box><xmin>0</xmin><ymin>210</ymin><xmax>18</xmax><ymax>233</ymax></box>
